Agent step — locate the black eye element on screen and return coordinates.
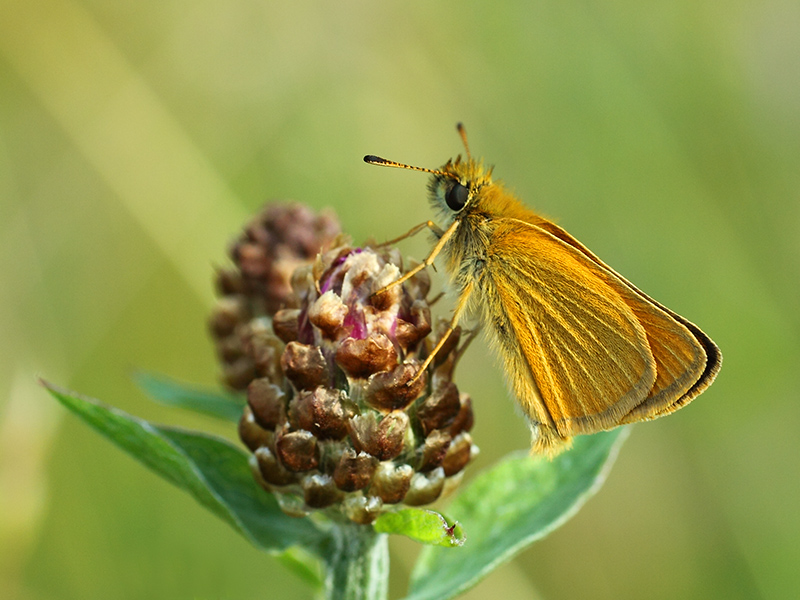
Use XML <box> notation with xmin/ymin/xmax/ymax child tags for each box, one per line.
<box><xmin>445</xmin><ymin>182</ymin><xmax>469</xmax><ymax>211</ymax></box>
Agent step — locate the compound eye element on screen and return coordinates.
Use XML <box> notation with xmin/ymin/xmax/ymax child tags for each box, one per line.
<box><xmin>445</xmin><ymin>182</ymin><xmax>469</xmax><ymax>211</ymax></box>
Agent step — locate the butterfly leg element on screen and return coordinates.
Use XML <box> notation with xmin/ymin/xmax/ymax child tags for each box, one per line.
<box><xmin>373</xmin><ymin>220</ymin><xmax>444</xmax><ymax>248</ymax></box>
<box><xmin>427</xmin><ymin>290</ymin><xmax>446</xmax><ymax>306</ymax></box>
<box><xmin>408</xmin><ymin>277</ymin><xmax>475</xmax><ymax>385</ymax></box>
<box><xmin>453</xmin><ymin>327</ymin><xmax>480</xmax><ymax>362</ymax></box>
<box><xmin>372</xmin><ymin>220</ymin><xmax>460</xmax><ymax>297</ymax></box>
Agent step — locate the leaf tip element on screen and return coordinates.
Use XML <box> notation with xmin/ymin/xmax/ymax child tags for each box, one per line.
<box><xmin>373</xmin><ymin>508</ymin><xmax>466</xmax><ymax>547</ymax></box>
<box><xmin>443</xmin><ymin>519</ymin><xmax>466</xmax><ymax>547</ymax></box>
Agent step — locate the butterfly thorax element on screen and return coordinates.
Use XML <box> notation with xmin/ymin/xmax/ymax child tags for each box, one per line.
<box><xmin>428</xmin><ymin>157</ymin><xmax>540</xmax><ymax>282</ymax></box>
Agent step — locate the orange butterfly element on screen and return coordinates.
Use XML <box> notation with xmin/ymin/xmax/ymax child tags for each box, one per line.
<box><xmin>365</xmin><ymin>124</ymin><xmax>721</xmax><ymax>456</ymax></box>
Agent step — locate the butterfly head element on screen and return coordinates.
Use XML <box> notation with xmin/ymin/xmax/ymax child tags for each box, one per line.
<box><xmin>426</xmin><ymin>154</ymin><xmax>495</xmax><ymax>225</ymax></box>
<box><xmin>364</xmin><ymin>124</ymin><xmax>496</xmax><ymax>227</ymax></box>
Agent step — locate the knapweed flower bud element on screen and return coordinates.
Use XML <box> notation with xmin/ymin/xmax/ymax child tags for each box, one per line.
<box><xmin>302</xmin><ymin>473</ymin><xmax>343</xmax><ymax>509</ymax></box>
<box><xmin>348</xmin><ymin>411</ymin><xmax>409</xmax><ymax>461</ymax></box>
<box><xmin>254</xmin><ymin>446</ymin><xmax>295</xmax><ymax>487</ymax></box>
<box><xmin>276</xmin><ymin>429</ymin><xmax>320</xmax><ymax>472</ymax></box>
<box><xmin>272</xmin><ymin>308</ymin><xmax>301</xmax><ymax>343</ymax></box>
<box><xmin>417</xmin><ymin>381</ymin><xmax>462</xmax><ymax>435</ymax></box>
<box><xmin>288</xmin><ymin>387</ymin><xmax>349</xmax><ymax>440</ymax></box>
<box><xmin>369</xmin><ymin>462</ymin><xmax>413</xmax><ymax>504</ymax></box>
<box><xmin>418</xmin><ymin>429</ymin><xmax>452</xmax><ymax>472</ymax></box>
<box><xmin>364</xmin><ymin>362</ymin><xmax>428</xmax><ymax>412</ymax></box>
<box><xmin>209</xmin><ymin>203</ymin><xmax>341</xmax><ymax>389</ymax></box>
<box><xmin>333</xmin><ymin>449</ymin><xmax>377</xmax><ymax>492</ymax></box>
<box><xmin>212</xmin><ymin>202</ymin><xmax>478</xmax><ymax>523</ymax></box>
<box><xmin>404</xmin><ymin>468</ymin><xmax>446</xmax><ymax>506</ymax></box>
<box><xmin>246</xmin><ymin>379</ymin><xmax>285</xmax><ymax>429</ymax></box>
<box><xmin>441</xmin><ymin>432</ymin><xmax>476</xmax><ymax>477</ymax></box>
<box><xmin>335</xmin><ymin>333</ymin><xmax>398</xmax><ymax>379</ymax></box>
<box><xmin>281</xmin><ymin>342</ymin><xmax>328</xmax><ymax>390</ymax></box>
<box><xmin>238</xmin><ymin>406</ymin><xmax>274</xmax><ymax>452</ymax></box>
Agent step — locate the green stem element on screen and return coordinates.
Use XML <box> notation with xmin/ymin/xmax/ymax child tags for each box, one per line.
<box><xmin>320</xmin><ymin>521</ymin><xmax>389</xmax><ymax>600</ymax></box>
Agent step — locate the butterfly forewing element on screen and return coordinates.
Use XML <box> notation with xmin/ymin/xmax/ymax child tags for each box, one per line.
<box><xmin>533</xmin><ymin>220</ymin><xmax>718</xmax><ymax>423</ymax></box>
<box><xmin>484</xmin><ymin>218</ymin><xmax>659</xmax><ymax>439</ymax></box>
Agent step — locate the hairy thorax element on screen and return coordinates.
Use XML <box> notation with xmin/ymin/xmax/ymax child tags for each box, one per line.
<box><xmin>443</xmin><ymin>211</ymin><xmax>494</xmax><ymax>319</ymax></box>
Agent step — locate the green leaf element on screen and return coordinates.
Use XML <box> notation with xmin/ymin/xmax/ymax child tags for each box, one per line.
<box><xmin>133</xmin><ymin>371</ymin><xmax>245</xmax><ymax>422</ymax></box>
<box><xmin>43</xmin><ymin>381</ymin><xmax>326</xmax><ymax>558</ymax></box>
<box><xmin>405</xmin><ymin>428</ymin><xmax>628</xmax><ymax>600</ymax></box>
<box><xmin>374</xmin><ymin>509</ymin><xmax>465</xmax><ymax>547</ymax></box>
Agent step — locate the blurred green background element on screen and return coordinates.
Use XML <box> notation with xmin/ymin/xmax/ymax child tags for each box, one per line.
<box><xmin>2</xmin><ymin>1</ymin><xmax>798</xmax><ymax>599</ymax></box>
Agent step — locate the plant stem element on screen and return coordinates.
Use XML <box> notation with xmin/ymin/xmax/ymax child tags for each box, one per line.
<box><xmin>321</xmin><ymin>521</ymin><xmax>389</xmax><ymax>600</ymax></box>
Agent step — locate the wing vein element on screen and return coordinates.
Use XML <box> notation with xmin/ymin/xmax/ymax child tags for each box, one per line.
<box><xmin>503</xmin><ymin>259</ymin><xmax>643</xmax><ymax>380</ymax></box>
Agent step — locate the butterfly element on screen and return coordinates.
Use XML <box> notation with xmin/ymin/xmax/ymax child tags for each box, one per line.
<box><xmin>365</xmin><ymin>123</ymin><xmax>721</xmax><ymax>456</ymax></box>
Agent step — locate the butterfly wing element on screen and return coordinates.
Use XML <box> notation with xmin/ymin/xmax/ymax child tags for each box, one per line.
<box><xmin>482</xmin><ymin>216</ymin><xmax>712</xmax><ymax>454</ymax></box>
<box><xmin>534</xmin><ymin>219</ymin><xmax>721</xmax><ymax>422</ymax></box>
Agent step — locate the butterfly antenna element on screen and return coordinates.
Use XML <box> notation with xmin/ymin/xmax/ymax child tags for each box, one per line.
<box><xmin>363</xmin><ymin>155</ymin><xmax>456</xmax><ymax>180</ymax></box>
<box><xmin>456</xmin><ymin>122</ymin><xmax>472</xmax><ymax>161</ymax></box>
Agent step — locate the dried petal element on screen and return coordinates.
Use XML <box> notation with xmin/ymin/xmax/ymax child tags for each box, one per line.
<box><xmin>348</xmin><ymin>411</ymin><xmax>408</xmax><ymax>461</ymax></box>
<box><xmin>287</xmin><ymin>389</ymin><xmax>315</xmax><ymax>432</ymax></box>
<box><xmin>347</xmin><ymin>413</ymin><xmax>378</xmax><ymax>455</ymax></box>
<box><xmin>214</xmin><ymin>267</ymin><xmax>245</xmax><ymax>296</ymax></box>
<box><xmin>395</xmin><ymin>300</ymin><xmax>432</xmax><ymax>349</ymax></box>
<box><xmin>432</xmin><ymin>323</ymin><xmax>461</xmax><ymax>367</ymax></box>
<box><xmin>308</xmin><ymin>290</ymin><xmax>348</xmax><ymax>338</ymax></box>
<box><xmin>291</xmin><ymin>264</ymin><xmax>316</xmax><ymax>305</ymax></box>
<box><xmin>309</xmin><ymin>388</ymin><xmax>349</xmax><ymax>440</ymax></box>
<box><xmin>369</xmin><ymin>281</ymin><xmax>401</xmax><ymax>312</ymax></box>
<box><xmin>289</xmin><ymin>387</ymin><xmax>348</xmax><ymax>440</ymax></box>
<box><xmin>209</xmin><ymin>296</ymin><xmax>248</xmax><ymax>338</ymax></box>
<box><xmin>449</xmin><ymin>394</ymin><xmax>475</xmax><ymax>437</ymax></box>
<box><xmin>313</xmin><ymin>247</ymin><xmax>351</xmax><ymax>295</ymax></box>
<box><xmin>242</xmin><ymin>319</ymin><xmax>284</xmax><ymax>383</ymax></box>
<box><xmin>216</xmin><ymin>335</ymin><xmax>245</xmax><ymax>363</ymax></box>
<box><xmin>235</xmin><ymin>242</ymin><xmax>269</xmax><ymax>279</ymax></box>
<box><xmin>418</xmin><ymin>429</ymin><xmax>452</xmax><ymax>472</ymax></box>
<box><xmin>274</xmin><ymin>492</ymin><xmax>310</xmax><ymax>518</ymax></box>
<box><xmin>342</xmin><ymin>494</ymin><xmax>383</xmax><ymax>525</ymax></box>
<box><xmin>403</xmin><ymin>263</ymin><xmax>431</xmax><ymax>300</ymax></box>
<box><xmin>222</xmin><ymin>357</ymin><xmax>256</xmax><ymax>390</ymax></box>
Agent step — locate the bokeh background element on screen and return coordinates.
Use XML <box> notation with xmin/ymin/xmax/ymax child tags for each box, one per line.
<box><xmin>2</xmin><ymin>1</ymin><xmax>799</xmax><ymax>599</ymax></box>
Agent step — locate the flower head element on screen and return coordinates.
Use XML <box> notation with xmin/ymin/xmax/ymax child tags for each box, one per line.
<box><xmin>212</xmin><ymin>203</ymin><xmax>477</xmax><ymax>523</ymax></box>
